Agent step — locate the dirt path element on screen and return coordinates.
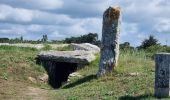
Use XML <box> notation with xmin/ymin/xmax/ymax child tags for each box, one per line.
<box><xmin>0</xmin><ymin>79</ymin><xmax>54</xmax><ymax>100</ymax></box>
<box><xmin>23</xmin><ymin>86</ymin><xmax>50</xmax><ymax>100</ymax></box>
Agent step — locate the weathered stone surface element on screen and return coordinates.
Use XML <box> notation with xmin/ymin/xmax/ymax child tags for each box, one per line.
<box><xmin>37</xmin><ymin>50</ymin><xmax>95</xmax><ymax>64</ymax></box>
<box><xmin>155</xmin><ymin>53</ymin><xmax>170</xmax><ymax>98</ymax></box>
<box><xmin>97</xmin><ymin>6</ymin><xmax>121</xmax><ymax>76</ymax></box>
<box><xmin>70</xmin><ymin>43</ymin><xmax>100</xmax><ymax>54</ymax></box>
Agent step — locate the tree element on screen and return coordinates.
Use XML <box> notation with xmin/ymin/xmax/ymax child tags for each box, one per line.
<box><xmin>42</xmin><ymin>34</ymin><xmax>48</xmax><ymax>42</ymax></box>
<box><xmin>81</xmin><ymin>33</ymin><xmax>98</xmax><ymax>43</ymax></box>
<box><xmin>120</xmin><ymin>42</ymin><xmax>130</xmax><ymax>49</ymax></box>
<box><xmin>64</xmin><ymin>33</ymin><xmax>99</xmax><ymax>45</ymax></box>
<box><xmin>20</xmin><ymin>36</ymin><xmax>23</xmax><ymax>42</ymax></box>
<box><xmin>0</xmin><ymin>38</ymin><xmax>9</xmax><ymax>43</ymax></box>
<box><xmin>139</xmin><ymin>35</ymin><xmax>159</xmax><ymax>49</ymax></box>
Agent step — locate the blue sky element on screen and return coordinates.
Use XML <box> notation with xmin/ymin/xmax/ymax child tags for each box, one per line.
<box><xmin>0</xmin><ymin>0</ymin><xmax>170</xmax><ymax>46</ymax></box>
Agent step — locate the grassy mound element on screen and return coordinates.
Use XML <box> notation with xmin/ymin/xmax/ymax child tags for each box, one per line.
<box><xmin>0</xmin><ymin>45</ymin><xmax>45</xmax><ymax>81</ymax></box>
<box><xmin>54</xmin><ymin>50</ymin><xmax>155</xmax><ymax>100</ymax></box>
<box><xmin>0</xmin><ymin>45</ymin><xmax>163</xmax><ymax>100</ymax></box>
<box><xmin>0</xmin><ymin>46</ymin><xmax>50</xmax><ymax>99</ymax></box>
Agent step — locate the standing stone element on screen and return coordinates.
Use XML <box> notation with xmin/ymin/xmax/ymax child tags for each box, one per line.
<box><xmin>97</xmin><ymin>6</ymin><xmax>121</xmax><ymax>76</ymax></box>
<box><xmin>155</xmin><ymin>53</ymin><xmax>170</xmax><ymax>98</ymax></box>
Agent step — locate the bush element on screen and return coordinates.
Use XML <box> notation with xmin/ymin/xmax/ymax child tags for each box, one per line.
<box><xmin>138</xmin><ymin>35</ymin><xmax>159</xmax><ymax>49</ymax></box>
<box><xmin>143</xmin><ymin>45</ymin><xmax>170</xmax><ymax>59</ymax></box>
<box><xmin>120</xmin><ymin>42</ymin><xmax>134</xmax><ymax>51</ymax></box>
<box><xmin>146</xmin><ymin>45</ymin><xmax>166</xmax><ymax>53</ymax></box>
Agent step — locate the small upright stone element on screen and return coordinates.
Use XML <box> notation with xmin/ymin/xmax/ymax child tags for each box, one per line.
<box><xmin>97</xmin><ymin>6</ymin><xmax>121</xmax><ymax>76</ymax></box>
<box><xmin>155</xmin><ymin>53</ymin><xmax>170</xmax><ymax>98</ymax></box>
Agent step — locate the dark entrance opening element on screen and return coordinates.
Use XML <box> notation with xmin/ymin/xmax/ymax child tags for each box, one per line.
<box><xmin>45</xmin><ymin>61</ymin><xmax>77</xmax><ymax>88</ymax></box>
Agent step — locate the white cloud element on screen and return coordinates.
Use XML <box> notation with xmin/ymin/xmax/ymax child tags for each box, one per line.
<box><xmin>54</xmin><ymin>0</ymin><xmax>110</xmax><ymax>18</ymax></box>
<box><xmin>0</xmin><ymin>0</ymin><xmax>170</xmax><ymax>46</ymax></box>
<box><xmin>0</xmin><ymin>4</ymin><xmax>33</xmax><ymax>22</ymax></box>
<box><xmin>0</xmin><ymin>27</ymin><xmax>27</xmax><ymax>35</ymax></box>
<box><xmin>154</xmin><ymin>18</ymin><xmax>170</xmax><ymax>33</ymax></box>
<box><xmin>49</xmin><ymin>31</ymin><xmax>67</xmax><ymax>40</ymax></box>
<box><xmin>79</xmin><ymin>18</ymin><xmax>102</xmax><ymax>39</ymax></box>
<box><xmin>0</xmin><ymin>0</ymin><xmax>63</xmax><ymax>10</ymax></box>
<box><xmin>0</xmin><ymin>4</ymin><xmax>79</xmax><ymax>25</ymax></box>
<box><xmin>0</xmin><ymin>17</ymin><xmax>102</xmax><ymax>40</ymax></box>
<box><xmin>29</xmin><ymin>0</ymin><xmax>63</xmax><ymax>10</ymax></box>
<box><xmin>111</xmin><ymin>0</ymin><xmax>170</xmax><ymax>46</ymax></box>
<box><xmin>27</xmin><ymin>25</ymin><xmax>43</xmax><ymax>32</ymax></box>
<box><xmin>121</xmin><ymin>22</ymin><xmax>138</xmax><ymax>36</ymax></box>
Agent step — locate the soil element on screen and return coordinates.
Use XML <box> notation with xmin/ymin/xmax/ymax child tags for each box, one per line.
<box><xmin>0</xmin><ymin>79</ymin><xmax>52</xmax><ymax>100</ymax></box>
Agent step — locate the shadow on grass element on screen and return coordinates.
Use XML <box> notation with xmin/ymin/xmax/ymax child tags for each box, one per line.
<box><xmin>119</xmin><ymin>94</ymin><xmax>154</xmax><ymax>100</ymax></box>
<box><xmin>62</xmin><ymin>74</ymin><xmax>97</xmax><ymax>89</ymax></box>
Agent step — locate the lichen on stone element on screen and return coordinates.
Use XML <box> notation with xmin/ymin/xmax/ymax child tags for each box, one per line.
<box><xmin>104</xmin><ymin>6</ymin><xmax>121</xmax><ymax>21</ymax></box>
<box><xmin>106</xmin><ymin>7</ymin><xmax>120</xmax><ymax>20</ymax></box>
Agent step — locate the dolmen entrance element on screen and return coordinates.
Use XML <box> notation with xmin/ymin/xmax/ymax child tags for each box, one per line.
<box><xmin>36</xmin><ymin>43</ymin><xmax>100</xmax><ymax>88</ymax></box>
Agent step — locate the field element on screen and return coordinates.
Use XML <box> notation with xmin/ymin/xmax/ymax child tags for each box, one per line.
<box><xmin>0</xmin><ymin>45</ymin><xmax>167</xmax><ymax>100</ymax></box>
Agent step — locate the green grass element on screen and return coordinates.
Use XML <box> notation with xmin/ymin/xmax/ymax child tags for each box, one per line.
<box><xmin>51</xmin><ymin>50</ymin><xmax>156</xmax><ymax>100</ymax></box>
<box><xmin>0</xmin><ymin>45</ymin><xmax>45</xmax><ymax>80</ymax></box>
<box><xmin>0</xmin><ymin>45</ymin><xmax>166</xmax><ymax>100</ymax></box>
<box><xmin>0</xmin><ymin>45</ymin><xmax>51</xmax><ymax>99</ymax></box>
<box><xmin>42</xmin><ymin>43</ymin><xmax>52</xmax><ymax>51</ymax></box>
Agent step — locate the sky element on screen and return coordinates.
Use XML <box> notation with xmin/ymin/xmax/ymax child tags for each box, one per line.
<box><xmin>0</xmin><ymin>0</ymin><xmax>170</xmax><ymax>46</ymax></box>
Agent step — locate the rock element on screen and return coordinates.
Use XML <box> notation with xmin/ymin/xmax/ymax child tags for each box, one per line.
<box><xmin>39</xmin><ymin>74</ymin><xmax>48</xmax><ymax>83</ymax></box>
<box><xmin>37</xmin><ymin>50</ymin><xmax>96</xmax><ymax>64</ymax></box>
<box><xmin>28</xmin><ymin>77</ymin><xmax>37</xmax><ymax>83</ymax></box>
<box><xmin>49</xmin><ymin>44</ymin><xmax>69</xmax><ymax>49</ymax></box>
<box><xmin>67</xmin><ymin>79</ymin><xmax>71</xmax><ymax>82</ymax></box>
<box><xmin>129</xmin><ymin>72</ymin><xmax>139</xmax><ymax>76</ymax></box>
<box><xmin>155</xmin><ymin>53</ymin><xmax>170</xmax><ymax>98</ymax></box>
<box><xmin>69</xmin><ymin>72</ymin><xmax>82</xmax><ymax>77</ymax></box>
<box><xmin>97</xmin><ymin>6</ymin><xmax>121</xmax><ymax>76</ymax></box>
<box><xmin>36</xmin><ymin>50</ymin><xmax>96</xmax><ymax>88</ymax></box>
<box><xmin>70</xmin><ymin>43</ymin><xmax>100</xmax><ymax>54</ymax></box>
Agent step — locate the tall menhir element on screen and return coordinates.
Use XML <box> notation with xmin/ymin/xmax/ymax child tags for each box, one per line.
<box><xmin>97</xmin><ymin>6</ymin><xmax>121</xmax><ymax>76</ymax></box>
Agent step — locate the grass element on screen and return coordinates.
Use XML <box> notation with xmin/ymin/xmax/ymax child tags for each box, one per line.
<box><xmin>42</xmin><ymin>43</ymin><xmax>52</xmax><ymax>50</ymax></box>
<box><xmin>0</xmin><ymin>45</ymin><xmax>45</xmax><ymax>80</ymax></box>
<box><xmin>51</xmin><ymin>50</ymin><xmax>156</xmax><ymax>100</ymax></box>
<box><xmin>0</xmin><ymin>45</ymin><xmax>166</xmax><ymax>100</ymax></box>
<box><xmin>0</xmin><ymin>45</ymin><xmax>51</xmax><ymax>99</ymax></box>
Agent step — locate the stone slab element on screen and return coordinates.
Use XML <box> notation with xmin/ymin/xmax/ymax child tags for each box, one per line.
<box><xmin>37</xmin><ymin>50</ymin><xmax>96</xmax><ymax>64</ymax></box>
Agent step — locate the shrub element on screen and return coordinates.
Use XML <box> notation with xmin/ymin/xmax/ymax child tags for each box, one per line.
<box><xmin>138</xmin><ymin>35</ymin><xmax>159</xmax><ymax>49</ymax></box>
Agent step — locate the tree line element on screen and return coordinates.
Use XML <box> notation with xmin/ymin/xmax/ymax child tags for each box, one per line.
<box><xmin>64</xmin><ymin>33</ymin><xmax>101</xmax><ymax>46</ymax></box>
<box><xmin>0</xmin><ymin>33</ymin><xmax>169</xmax><ymax>53</ymax></box>
<box><xmin>0</xmin><ymin>33</ymin><xmax>101</xmax><ymax>45</ymax></box>
<box><xmin>0</xmin><ymin>35</ymin><xmax>50</xmax><ymax>44</ymax></box>
<box><xmin>120</xmin><ymin>35</ymin><xmax>170</xmax><ymax>55</ymax></box>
